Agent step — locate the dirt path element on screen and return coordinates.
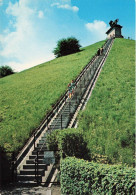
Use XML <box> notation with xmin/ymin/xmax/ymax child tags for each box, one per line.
<box><xmin>0</xmin><ymin>185</ymin><xmax>61</xmax><ymax>195</ymax></box>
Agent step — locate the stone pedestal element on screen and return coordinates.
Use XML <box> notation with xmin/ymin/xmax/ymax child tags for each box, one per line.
<box><xmin>106</xmin><ymin>20</ymin><xmax>123</xmax><ymax>39</ymax></box>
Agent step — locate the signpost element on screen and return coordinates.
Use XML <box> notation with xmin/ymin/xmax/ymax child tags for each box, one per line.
<box><xmin>43</xmin><ymin>151</ymin><xmax>55</xmax><ymax>164</ymax></box>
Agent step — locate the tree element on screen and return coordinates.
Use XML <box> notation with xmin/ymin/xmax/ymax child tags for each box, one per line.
<box><xmin>0</xmin><ymin>65</ymin><xmax>15</xmax><ymax>78</ymax></box>
<box><xmin>53</xmin><ymin>37</ymin><xmax>81</xmax><ymax>58</ymax></box>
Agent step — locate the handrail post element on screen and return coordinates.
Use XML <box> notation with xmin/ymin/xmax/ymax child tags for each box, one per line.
<box><xmin>61</xmin><ymin>114</ymin><xmax>62</xmax><ymax>129</ymax></box>
<box><xmin>80</xmin><ymin>81</ymin><xmax>81</xmax><ymax>89</ymax></box>
<box><xmin>47</xmin><ymin>116</ymin><xmax>48</xmax><ymax>130</ymax></box>
<box><xmin>13</xmin><ymin>154</ymin><xmax>17</xmax><ymax>183</ymax></box>
<box><xmin>35</xmin><ymin>157</ymin><xmax>36</xmax><ymax>181</ymax></box>
<box><xmin>69</xmin><ymin>102</ymin><xmax>71</xmax><ymax>113</ymax></box>
<box><xmin>34</xmin><ymin>132</ymin><xmax>36</xmax><ymax>150</ymax></box>
<box><xmin>36</xmin><ymin>151</ymin><xmax>38</xmax><ymax>184</ymax></box>
<box><xmin>11</xmin><ymin>152</ymin><xmax>15</xmax><ymax>183</ymax></box>
<box><xmin>76</xmin><ymin>93</ymin><xmax>78</xmax><ymax>104</ymax></box>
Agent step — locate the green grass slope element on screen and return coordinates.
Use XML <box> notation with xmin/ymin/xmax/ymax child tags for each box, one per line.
<box><xmin>78</xmin><ymin>39</ymin><xmax>135</xmax><ymax>166</ymax></box>
<box><xmin>0</xmin><ymin>40</ymin><xmax>105</xmax><ymax>152</ymax></box>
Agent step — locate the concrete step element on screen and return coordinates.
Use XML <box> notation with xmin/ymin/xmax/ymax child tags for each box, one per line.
<box><xmin>40</xmin><ymin>137</ymin><xmax>47</xmax><ymax>140</ymax></box>
<box><xmin>26</xmin><ymin>159</ymin><xmax>46</xmax><ymax>164</ymax></box>
<box><xmin>49</xmin><ymin>125</ymin><xmax>67</xmax><ymax>130</ymax></box>
<box><xmin>48</xmin><ymin>127</ymin><xmax>62</xmax><ymax>130</ymax></box>
<box><xmin>34</xmin><ymin>146</ymin><xmax>47</xmax><ymax>151</ymax></box>
<box><xmin>29</xmin><ymin>155</ymin><xmax>44</xmax><ymax>160</ymax></box>
<box><xmin>17</xmin><ymin>181</ymin><xmax>38</xmax><ymax>187</ymax></box>
<box><xmin>51</xmin><ymin>118</ymin><xmax>63</xmax><ymax>121</ymax></box>
<box><xmin>58</xmin><ymin>113</ymin><xmax>70</xmax><ymax>116</ymax></box>
<box><xmin>43</xmin><ymin>133</ymin><xmax>50</xmax><ymax>137</ymax></box>
<box><xmin>49</xmin><ymin>124</ymin><xmax>61</xmax><ymax>129</ymax></box>
<box><xmin>61</xmin><ymin>109</ymin><xmax>71</xmax><ymax>113</ymax></box>
<box><xmin>39</xmin><ymin>139</ymin><xmax>46</xmax><ymax>144</ymax></box>
<box><xmin>49</xmin><ymin>123</ymin><xmax>62</xmax><ymax>127</ymax></box>
<box><xmin>51</xmin><ymin>118</ymin><xmax>71</xmax><ymax>122</ymax></box>
<box><xmin>23</xmin><ymin>164</ymin><xmax>48</xmax><ymax>170</ymax></box>
<box><xmin>17</xmin><ymin>175</ymin><xmax>42</xmax><ymax>182</ymax></box>
<box><xmin>51</xmin><ymin>121</ymin><xmax>70</xmax><ymax>125</ymax></box>
<box><xmin>32</xmin><ymin>150</ymin><xmax>45</xmax><ymax>155</ymax></box>
<box><xmin>49</xmin><ymin>123</ymin><xmax>66</xmax><ymax>127</ymax></box>
<box><xmin>20</xmin><ymin>169</ymin><xmax>45</xmax><ymax>176</ymax></box>
<box><xmin>37</xmin><ymin>143</ymin><xmax>47</xmax><ymax>148</ymax></box>
<box><xmin>51</xmin><ymin>115</ymin><xmax>73</xmax><ymax>121</ymax></box>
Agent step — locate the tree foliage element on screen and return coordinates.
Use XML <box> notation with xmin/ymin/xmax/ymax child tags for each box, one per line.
<box><xmin>53</xmin><ymin>37</ymin><xmax>81</xmax><ymax>57</ymax></box>
<box><xmin>0</xmin><ymin>65</ymin><xmax>14</xmax><ymax>78</ymax></box>
<box><xmin>47</xmin><ymin>128</ymin><xmax>89</xmax><ymax>160</ymax></box>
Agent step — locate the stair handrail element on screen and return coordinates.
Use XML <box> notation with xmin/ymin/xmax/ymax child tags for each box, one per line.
<box><xmin>15</xmin><ymin>39</ymin><xmax>110</xmax><ymax>167</ymax></box>
<box><xmin>33</xmin><ymin>52</ymin><xmax>99</xmax><ymax>162</ymax></box>
<box><xmin>46</xmin><ymin>53</ymin><xmax>99</xmax><ymax>132</ymax></box>
<box><xmin>33</xmin><ymin>37</ymin><xmax>115</xmax><ymax>184</ymax></box>
<box><xmin>33</xmin><ymin>38</ymin><xmax>114</xmax><ymax>163</ymax></box>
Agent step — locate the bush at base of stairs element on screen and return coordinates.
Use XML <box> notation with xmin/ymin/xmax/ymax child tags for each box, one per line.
<box><xmin>60</xmin><ymin>157</ymin><xmax>135</xmax><ymax>195</ymax></box>
<box><xmin>47</xmin><ymin>129</ymin><xmax>90</xmax><ymax>160</ymax></box>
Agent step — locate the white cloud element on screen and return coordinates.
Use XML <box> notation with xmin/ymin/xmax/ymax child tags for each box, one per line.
<box><xmin>51</xmin><ymin>3</ymin><xmax>59</xmax><ymax>7</ymax></box>
<box><xmin>38</xmin><ymin>11</ymin><xmax>44</xmax><ymax>18</ymax></box>
<box><xmin>59</xmin><ymin>4</ymin><xmax>79</xmax><ymax>12</ymax></box>
<box><xmin>61</xmin><ymin>0</ymin><xmax>71</xmax><ymax>2</ymax></box>
<box><xmin>72</xmin><ymin>6</ymin><xmax>79</xmax><ymax>12</ymax></box>
<box><xmin>85</xmin><ymin>20</ymin><xmax>109</xmax><ymax>41</ymax></box>
<box><xmin>86</xmin><ymin>20</ymin><xmax>107</xmax><ymax>32</ymax></box>
<box><xmin>6</xmin><ymin>53</ymin><xmax>54</xmax><ymax>72</ymax></box>
<box><xmin>51</xmin><ymin>2</ymin><xmax>79</xmax><ymax>12</ymax></box>
<box><xmin>0</xmin><ymin>0</ymin><xmax>54</xmax><ymax>71</ymax></box>
<box><xmin>1</xmin><ymin>1</ymin><xmax>35</xmax><ymax>59</ymax></box>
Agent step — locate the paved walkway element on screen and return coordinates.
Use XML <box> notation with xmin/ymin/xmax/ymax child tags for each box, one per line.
<box><xmin>0</xmin><ymin>185</ymin><xmax>61</xmax><ymax>195</ymax></box>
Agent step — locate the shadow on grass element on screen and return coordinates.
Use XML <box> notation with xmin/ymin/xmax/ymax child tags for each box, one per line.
<box><xmin>0</xmin><ymin>146</ymin><xmax>15</xmax><ymax>188</ymax></box>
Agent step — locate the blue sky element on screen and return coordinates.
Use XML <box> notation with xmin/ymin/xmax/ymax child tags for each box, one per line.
<box><xmin>0</xmin><ymin>0</ymin><xmax>135</xmax><ymax>71</ymax></box>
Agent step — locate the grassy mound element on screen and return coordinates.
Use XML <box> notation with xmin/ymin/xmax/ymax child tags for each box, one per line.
<box><xmin>78</xmin><ymin>39</ymin><xmax>135</xmax><ymax>166</ymax></box>
<box><xmin>0</xmin><ymin>40</ymin><xmax>105</xmax><ymax>152</ymax></box>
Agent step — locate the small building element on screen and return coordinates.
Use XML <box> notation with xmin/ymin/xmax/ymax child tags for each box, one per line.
<box><xmin>106</xmin><ymin>19</ymin><xmax>123</xmax><ymax>39</ymax></box>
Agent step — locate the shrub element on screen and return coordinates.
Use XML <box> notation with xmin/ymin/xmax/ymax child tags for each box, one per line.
<box><xmin>0</xmin><ymin>65</ymin><xmax>14</xmax><ymax>78</ymax></box>
<box><xmin>46</xmin><ymin>130</ymin><xmax>59</xmax><ymax>151</ymax></box>
<box><xmin>60</xmin><ymin>157</ymin><xmax>135</xmax><ymax>195</ymax></box>
<box><xmin>46</xmin><ymin>128</ymin><xmax>90</xmax><ymax>160</ymax></box>
<box><xmin>53</xmin><ymin>37</ymin><xmax>81</xmax><ymax>57</ymax></box>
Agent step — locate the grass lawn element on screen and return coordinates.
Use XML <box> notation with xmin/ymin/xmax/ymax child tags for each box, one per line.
<box><xmin>78</xmin><ymin>39</ymin><xmax>135</xmax><ymax>166</ymax></box>
<box><xmin>0</xmin><ymin>40</ymin><xmax>105</xmax><ymax>152</ymax></box>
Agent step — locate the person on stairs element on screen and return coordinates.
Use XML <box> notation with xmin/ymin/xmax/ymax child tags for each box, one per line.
<box><xmin>68</xmin><ymin>83</ymin><xmax>72</xmax><ymax>99</ymax></box>
<box><xmin>68</xmin><ymin>80</ymin><xmax>75</xmax><ymax>98</ymax></box>
<box><xmin>100</xmin><ymin>47</ymin><xmax>104</xmax><ymax>55</ymax></box>
<box><xmin>71</xmin><ymin>80</ymin><xmax>75</xmax><ymax>96</ymax></box>
<box><xmin>97</xmin><ymin>48</ymin><xmax>101</xmax><ymax>56</ymax></box>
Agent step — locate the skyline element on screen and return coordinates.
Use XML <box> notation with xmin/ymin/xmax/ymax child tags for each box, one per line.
<box><xmin>0</xmin><ymin>0</ymin><xmax>135</xmax><ymax>72</ymax></box>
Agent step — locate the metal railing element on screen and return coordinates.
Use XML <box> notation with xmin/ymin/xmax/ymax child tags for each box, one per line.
<box><xmin>32</xmin><ymin>38</ymin><xmax>114</xmax><ymax>183</ymax></box>
<box><xmin>14</xmin><ymin>38</ymin><xmax>114</xmax><ymax>183</ymax></box>
<box><xmin>15</xmin><ymin>41</ymin><xmax>106</xmax><ymax>169</ymax></box>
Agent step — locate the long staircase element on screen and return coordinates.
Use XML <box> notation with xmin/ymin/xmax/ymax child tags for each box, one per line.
<box><xmin>15</xmin><ymin>38</ymin><xmax>114</xmax><ymax>186</ymax></box>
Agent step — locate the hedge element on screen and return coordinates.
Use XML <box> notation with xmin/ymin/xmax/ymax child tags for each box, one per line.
<box><xmin>46</xmin><ymin>128</ymin><xmax>89</xmax><ymax>160</ymax></box>
<box><xmin>60</xmin><ymin>157</ymin><xmax>135</xmax><ymax>195</ymax></box>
